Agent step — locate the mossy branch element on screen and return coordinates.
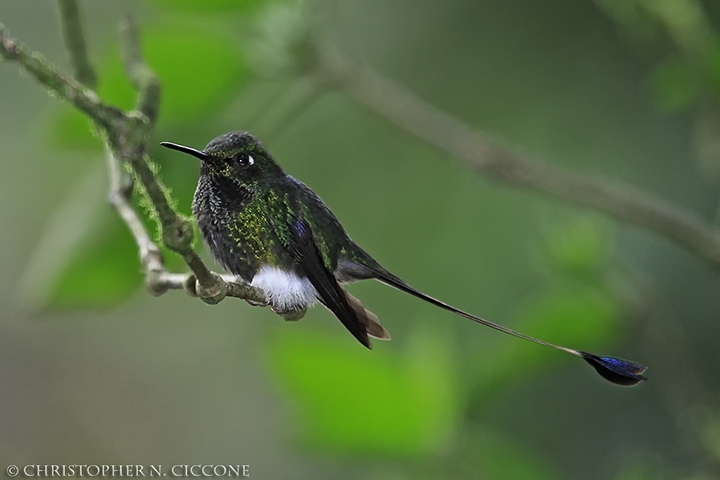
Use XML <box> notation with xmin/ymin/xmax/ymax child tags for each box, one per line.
<box><xmin>118</xmin><ymin>14</ymin><xmax>161</xmax><ymax>124</ymax></box>
<box><xmin>0</xmin><ymin>9</ymin><xmax>266</xmax><ymax>307</ymax></box>
<box><xmin>57</xmin><ymin>0</ymin><xmax>96</xmax><ymax>88</ymax></box>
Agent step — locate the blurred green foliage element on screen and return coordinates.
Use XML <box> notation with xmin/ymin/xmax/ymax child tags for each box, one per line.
<box><xmin>152</xmin><ymin>0</ymin><xmax>269</xmax><ymax>15</ymax></box>
<box><xmin>539</xmin><ymin>215</ymin><xmax>614</xmax><ymax>279</ymax></box>
<box><xmin>50</xmin><ymin>24</ymin><xmax>248</xmax><ymax>150</ymax></box>
<box><xmin>651</xmin><ymin>59</ymin><xmax>701</xmax><ymax>112</ymax></box>
<box><xmin>49</xmin><ymin>215</ymin><xmax>140</xmax><ymax>308</ymax></box>
<box><xmin>37</xmin><ymin>21</ymin><xmax>249</xmax><ymax>308</ymax></box>
<box><xmin>3</xmin><ymin>0</ymin><xmax>720</xmax><ymax>479</ymax></box>
<box><xmin>474</xmin><ymin>287</ymin><xmax>621</xmax><ymax>393</ymax></box>
<box><xmin>269</xmin><ymin>326</ymin><xmax>457</xmax><ymax>456</ymax></box>
<box><xmin>598</xmin><ymin>0</ymin><xmax>720</xmax><ymax>177</ymax></box>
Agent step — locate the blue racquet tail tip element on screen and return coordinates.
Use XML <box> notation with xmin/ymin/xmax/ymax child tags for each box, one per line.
<box><xmin>580</xmin><ymin>352</ymin><xmax>648</xmax><ymax>386</ymax></box>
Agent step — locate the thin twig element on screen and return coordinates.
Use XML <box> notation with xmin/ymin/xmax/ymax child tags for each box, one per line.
<box><xmin>56</xmin><ymin>0</ymin><xmax>96</xmax><ymax>87</ymax></box>
<box><xmin>0</xmin><ymin>24</ymin><xmax>117</xmax><ymax>128</ymax></box>
<box><xmin>319</xmin><ymin>48</ymin><xmax>720</xmax><ymax>267</ymax></box>
<box><xmin>160</xmin><ymin>273</ymin><xmax>267</xmax><ymax>304</ymax></box>
<box><xmin>118</xmin><ymin>14</ymin><xmax>161</xmax><ymax>123</ymax></box>
<box><xmin>256</xmin><ymin>76</ymin><xmax>326</xmax><ymax>141</ymax></box>
<box><xmin>104</xmin><ymin>145</ymin><xmax>168</xmax><ymax>296</ymax></box>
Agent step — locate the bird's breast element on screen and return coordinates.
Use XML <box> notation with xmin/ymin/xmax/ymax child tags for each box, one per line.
<box><xmin>193</xmin><ymin>183</ymin><xmax>262</xmax><ymax>281</ymax></box>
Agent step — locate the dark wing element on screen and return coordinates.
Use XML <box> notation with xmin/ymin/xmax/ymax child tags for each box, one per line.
<box><xmin>284</xmin><ymin>217</ymin><xmax>372</xmax><ymax>349</ymax></box>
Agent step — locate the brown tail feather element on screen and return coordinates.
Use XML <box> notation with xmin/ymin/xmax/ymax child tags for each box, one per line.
<box><xmin>341</xmin><ymin>287</ymin><xmax>391</xmax><ymax>341</ymax></box>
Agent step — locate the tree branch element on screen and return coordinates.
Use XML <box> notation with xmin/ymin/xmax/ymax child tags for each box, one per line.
<box><xmin>104</xmin><ymin>145</ymin><xmax>166</xmax><ymax>296</ymax></box>
<box><xmin>0</xmin><ymin>17</ymin><xmax>267</xmax><ymax>307</ymax></box>
<box><xmin>118</xmin><ymin>14</ymin><xmax>160</xmax><ymax>124</ymax></box>
<box><xmin>106</xmin><ymin>147</ymin><xmax>264</xmax><ymax>303</ymax></box>
<box><xmin>319</xmin><ymin>48</ymin><xmax>720</xmax><ymax>267</ymax></box>
<box><xmin>104</xmin><ymin>145</ymin><xmax>264</xmax><ymax>302</ymax></box>
<box><xmin>0</xmin><ymin>24</ymin><xmax>117</xmax><ymax>128</ymax></box>
<box><xmin>56</xmin><ymin>0</ymin><xmax>96</xmax><ymax>88</ymax></box>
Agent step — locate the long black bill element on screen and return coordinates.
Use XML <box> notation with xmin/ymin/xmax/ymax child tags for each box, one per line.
<box><xmin>160</xmin><ymin>142</ymin><xmax>209</xmax><ymax>161</ymax></box>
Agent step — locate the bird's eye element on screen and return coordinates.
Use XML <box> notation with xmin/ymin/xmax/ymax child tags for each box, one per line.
<box><xmin>234</xmin><ymin>153</ymin><xmax>255</xmax><ymax>168</ymax></box>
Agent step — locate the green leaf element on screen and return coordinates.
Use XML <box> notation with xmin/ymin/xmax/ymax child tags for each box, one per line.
<box><xmin>151</xmin><ymin>0</ymin><xmax>269</xmax><ymax>14</ymax></box>
<box><xmin>268</xmin><ymin>324</ymin><xmax>459</xmax><ymax>457</ymax></box>
<box><xmin>49</xmin><ymin>107</ymin><xmax>104</xmax><ymax>151</ymax></box>
<box><xmin>712</xmin><ymin>42</ymin><xmax>720</xmax><ymax>97</ymax></box>
<box><xmin>48</xmin><ymin>24</ymin><xmax>248</xmax><ymax>150</ymax></box>
<box><xmin>48</xmin><ymin>215</ymin><xmax>142</xmax><ymax>308</ymax></box>
<box><xmin>651</xmin><ymin>60</ymin><xmax>700</xmax><ymax>112</ymax></box>
<box><xmin>469</xmin><ymin>432</ymin><xmax>568</xmax><ymax>480</ymax></box>
<box><xmin>540</xmin><ymin>215</ymin><xmax>613</xmax><ymax>279</ymax></box>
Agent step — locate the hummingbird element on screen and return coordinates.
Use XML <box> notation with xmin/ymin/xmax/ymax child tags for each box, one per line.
<box><xmin>161</xmin><ymin>131</ymin><xmax>647</xmax><ymax>386</ymax></box>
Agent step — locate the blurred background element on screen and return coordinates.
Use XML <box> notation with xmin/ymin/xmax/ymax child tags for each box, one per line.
<box><xmin>2</xmin><ymin>0</ymin><xmax>720</xmax><ymax>478</ymax></box>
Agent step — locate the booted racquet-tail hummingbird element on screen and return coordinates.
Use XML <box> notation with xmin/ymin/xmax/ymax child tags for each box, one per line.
<box><xmin>161</xmin><ymin>132</ymin><xmax>647</xmax><ymax>387</ymax></box>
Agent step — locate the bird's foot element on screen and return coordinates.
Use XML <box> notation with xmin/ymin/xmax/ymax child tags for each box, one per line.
<box><xmin>271</xmin><ymin>306</ymin><xmax>307</xmax><ymax>321</ymax></box>
<box><xmin>245</xmin><ymin>298</ymin><xmax>269</xmax><ymax>307</ymax></box>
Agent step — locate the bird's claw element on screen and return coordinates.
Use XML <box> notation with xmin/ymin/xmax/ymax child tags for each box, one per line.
<box><xmin>245</xmin><ymin>298</ymin><xmax>269</xmax><ymax>307</ymax></box>
<box><xmin>271</xmin><ymin>306</ymin><xmax>307</xmax><ymax>321</ymax></box>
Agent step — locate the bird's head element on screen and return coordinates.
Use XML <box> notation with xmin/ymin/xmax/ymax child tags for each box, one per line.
<box><xmin>161</xmin><ymin>131</ymin><xmax>284</xmax><ymax>185</ymax></box>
